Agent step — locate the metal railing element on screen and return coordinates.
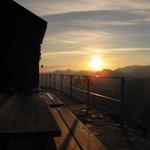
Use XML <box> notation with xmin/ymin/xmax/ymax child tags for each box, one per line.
<box><xmin>40</xmin><ymin>73</ymin><xmax>125</xmax><ymax>123</ymax></box>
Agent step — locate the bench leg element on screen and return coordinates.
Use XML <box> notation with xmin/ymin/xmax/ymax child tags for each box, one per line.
<box><xmin>0</xmin><ymin>138</ymin><xmax>10</xmax><ymax>150</ymax></box>
<box><xmin>33</xmin><ymin>137</ymin><xmax>57</xmax><ymax>150</ymax></box>
<box><xmin>45</xmin><ymin>138</ymin><xmax>57</xmax><ymax>150</ymax></box>
<box><xmin>0</xmin><ymin>137</ymin><xmax>57</xmax><ymax>150</ymax></box>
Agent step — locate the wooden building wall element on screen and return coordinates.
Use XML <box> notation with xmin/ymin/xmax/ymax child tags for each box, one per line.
<box><xmin>0</xmin><ymin>0</ymin><xmax>47</xmax><ymax>92</ymax></box>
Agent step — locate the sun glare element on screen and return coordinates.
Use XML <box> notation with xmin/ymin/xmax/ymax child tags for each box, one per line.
<box><xmin>90</xmin><ymin>56</ymin><xmax>104</xmax><ymax>71</ymax></box>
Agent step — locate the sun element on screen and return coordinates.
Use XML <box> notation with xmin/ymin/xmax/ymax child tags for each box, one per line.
<box><xmin>90</xmin><ymin>56</ymin><xmax>104</xmax><ymax>71</ymax></box>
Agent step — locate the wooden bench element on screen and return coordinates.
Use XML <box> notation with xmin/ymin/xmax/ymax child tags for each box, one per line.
<box><xmin>0</xmin><ymin>93</ymin><xmax>61</xmax><ymax>150</ymax></box>
<box><xmin>43</xmin><ymin>93</ymin><xmax>107</xmax><ymax>150</ymax></box>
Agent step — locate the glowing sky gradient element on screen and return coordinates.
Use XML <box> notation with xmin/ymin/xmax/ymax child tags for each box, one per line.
<box><xmin>14</xmin><ymin>0</ymin><xmax>150</xmax><ymax>71</ymax></box>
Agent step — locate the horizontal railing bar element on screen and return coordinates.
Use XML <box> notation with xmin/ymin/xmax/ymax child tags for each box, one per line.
<box><xmin>49</xmin><ymin>82</ymin><xmax>121</xmax><ymax>103</ymax></box>
<box><xmin>93</xmin><ymin>76</ymin><xmax>124</xmax><ymax>79</ymax></box>
<box><xmin>72</xmin><ymin>87</ymin><xmax>121</xmax><ymax>103</ymax></box>
<box><xmin>90</xmin><ymin>92</ymin><xmax>121</xmax><ymax>103</ymax></box>
<box><xmin>43</xmin><ymin>73</ymin><xmax>123</xmax><ymax>79</ymax></box>
<box><xmin>50</xmin><ymin>74</ymin><xmax>88</xmax><ymax>78</ymax></box>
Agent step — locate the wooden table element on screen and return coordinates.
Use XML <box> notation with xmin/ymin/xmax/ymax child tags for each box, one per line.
<box><xmin>0</xmin><ymin>93</ymin><xmax>61</xmax><ymax>139</ymax></box>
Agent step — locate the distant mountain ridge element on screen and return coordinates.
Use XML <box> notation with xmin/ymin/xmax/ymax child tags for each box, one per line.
<box><xmin>115</xmin><ymin>65</ymin><xmax>150</xmax><ymax>78</ymax></box>
<box><xmin>52</xmin><ymin>65</ymin><xmax>150</xmax><ymax>78</ymax></box>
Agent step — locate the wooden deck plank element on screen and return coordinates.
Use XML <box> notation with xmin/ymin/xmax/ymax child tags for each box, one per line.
<box><xmin>57</xmin><ymin>107</ymin><xmax>107</xmax><ymax>150</ymax></box>
<box><xmin>46</xmin><ymin>92</ymin><xmax>64</xmax><ymax>108</ymax></box>
<box><xmin>50</xmin><ymin>108</ymin><xmax>81</xmax><ymax>150</ymax></box>
<box><xmin>0</xmin><ymin>94</ymin><xmax>11</xmax><ymax>108</ymax></box>
<box><xmin>0</xmin><ymin>93</ymin><xmax>61</xmax><ymax>138</ymax></box>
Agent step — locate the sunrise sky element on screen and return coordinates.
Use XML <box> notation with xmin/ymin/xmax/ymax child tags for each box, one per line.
<box><xmin>14</xmin><ymin>0</ymin><xmax>150</xmax><ymax>71</ymax></box>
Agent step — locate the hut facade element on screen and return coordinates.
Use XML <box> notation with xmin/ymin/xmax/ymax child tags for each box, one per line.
<box><xmin>1</xmin><ymin>0</ymin><xmax>47</xmax><ymax>92</ymax></box>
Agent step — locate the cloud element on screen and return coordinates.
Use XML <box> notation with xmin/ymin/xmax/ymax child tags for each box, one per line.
<box><xmin>43</xmin><ymin>10</ymin><xmax>148</xmax><ymax>23</ymax></box>
<box><xmin>14</xmin><ymin>0</ymin><xmax>113</xmax><ymax>16</ymax></box>
<box><xmin>14</xmin><ymin>1</ymin><xmax>150</xmax><ymax>50</ymax></box>
<box><xmin>42</xmin><ymin>9</ymin><xmax>150</xmax><ymax>32</ymax></box>
<box><xmin>43</xmin><ymin>9</ymin><xmax>150</xmax><ymax>33</ymax></box>
<box><xmin>42</xmin><ymin>50</ymin><xmax>86</xmax><ymax>58</ymax></box>
<box><xmin>41</xmin><ymin>9</ymin><xmax>150</xmax><ymax>52</ymax></box>
<box><xmin>101</xmin><ymin>49</ymin><xmax>150</xmax><ymax>68</ymax></box>
<box><xmin>44</xmin><ymin>29</ymin><xmax>113</xmax><ymax>44</ymax></box>
<box><xmin>14</xmin><ymin>0</ymin><xmax>150</xmax><ymax>16</ymax></box>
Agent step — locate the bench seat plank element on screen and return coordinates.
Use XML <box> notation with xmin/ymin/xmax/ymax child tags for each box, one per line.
<box><xmin>50</xmin><ymin>108</ymin><xmax>80</xmax><ymax>150</ymax></box>
<box><xmin>46</xmin><ymin>92</ymin><xmax>64</xmax><ymax>108</ymax></box>
<box><xmin>0</xmin><ymin>94</ymin><xmax>61</xmax><ymax>138</ymax></box>
<box><xmin>57</xmin><ymin>107</ymin><xmax>107</xmax><ymax>150</ymax></box>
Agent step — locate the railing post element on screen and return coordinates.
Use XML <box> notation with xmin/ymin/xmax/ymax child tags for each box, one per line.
<box><xmin>93</xmin><ymin>87</ymin><xmax>96</xmax><ymax>108</ymax></box>
<box><xmin>87</xmin><ymin>76</ymin><xmax>90</xmax><ymax>114</ymax></box>
<box><xmin>49</xmin><ymin>74</ymin><xmax>51</xmax><ymax>88</ymax></box>
<box><xmin>120</xmin><ymin>77</ymin><xmax>125</xmax><ymax>126</ymax></box>
<box><xmin>45</xmin><ymin>73</ymin><xmax>47</xmax><ymax>89</ymax></box>
<box><xmin>54</xmin><ymin>74</ymin><xmax>56</xmax><ymax>89</ymax></box>
<box><xmin>70</xmin><ymin>75</ymin><xmax>73</xmax><ymax>97</ymax></box>
<box><xmin>60</xmin><ymin>74</ymin><xmax>63</xmax><ymax>92</ymax></box>
<box><xmin>39</xmin><ymin>73</ymin><xmax>41</xmax><ymax>88</ymax></box>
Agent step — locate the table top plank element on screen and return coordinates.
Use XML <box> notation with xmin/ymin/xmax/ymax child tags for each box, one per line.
<box><xmin>0</xmin><ymin>93</ymin><xmax>61</xmax><ymax>138</ymax></box>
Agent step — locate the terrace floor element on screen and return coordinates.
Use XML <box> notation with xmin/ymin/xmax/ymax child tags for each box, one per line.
<box><xmin>51</xmin><ymin>89</ymin><xmax>150</xmax><ymax>150</ymax></box>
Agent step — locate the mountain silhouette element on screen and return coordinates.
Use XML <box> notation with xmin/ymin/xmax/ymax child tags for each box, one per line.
<box><xmin>115</xmin><ymin>65</ymin><xmax>150</xmax><ymax>78</ymax></box>
<box><xmin>51</xmin><ymin>65</ymin><xmax>150</xmax><ymax>79</ymax></box>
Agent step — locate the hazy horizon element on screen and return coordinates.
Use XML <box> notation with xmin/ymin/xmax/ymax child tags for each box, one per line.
<box><xmin>14</xmin><ymin>0</ymin><xmax>150</xmax><ymax>71</ymax></box>
<box><xmin>39</xmin><ymin>64</ymin><xmax>150</xmax><ymax>74</ymax></box>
